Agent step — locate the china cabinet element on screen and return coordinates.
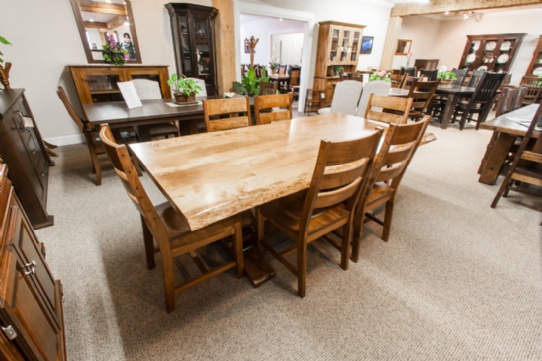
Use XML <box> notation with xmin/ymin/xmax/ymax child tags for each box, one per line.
<box><xmin>0</xmin><ymin>163</ymin><xmax>66</xmax><ymax>360</ymax></box>
<box><xmin>0</xmin><ymin>89</ymin><xmax>54</xmax><ymax>229</ymax></box>
<box><xmin>69</xmin><ymin>65</ymin><xmax>171</xmax><ymax>117</ymax></box>
<box><xmin>165</xmin><ymin>3</ymin><xmax>219</xmax><ymax>95</ymax></box>
<box><xmin>525</xmin><ymin>35</ymin><xmax>542</xmax><ymax>76</ymax></box>
<box><xmin>314</xmin><ymin>21</ymin><xmax>365</xmax><ymax>106</ymax></box>
<box><xmin>458</xmin><ymin>33</ymin><xmax>525</xmax><ymax>73</ymax></box>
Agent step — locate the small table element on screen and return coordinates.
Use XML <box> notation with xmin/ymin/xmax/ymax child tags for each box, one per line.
<box><xmin>478</xmin><ymin>104</ymin><xmax>541</xmax><ymax>185</ymax></box>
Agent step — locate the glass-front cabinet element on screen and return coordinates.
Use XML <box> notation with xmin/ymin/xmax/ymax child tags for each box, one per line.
<box><xmin>458</xmin><ymin>33</ymin><xmax>525</xmax><ymax>73</ymax></box>
<box><xmin>526</xmin><ymin>35</ymin><xmax>542</xmax><ymax>76</ymax></box>
<box><xmin>165</xmin><ymin>3</ymin><xmax>219</xmax><ymax>95</ymax></box>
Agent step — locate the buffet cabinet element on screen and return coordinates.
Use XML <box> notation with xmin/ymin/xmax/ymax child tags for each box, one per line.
<box><xmin>0</xmin><ymin>89</ymin><xmax>54</xmax><ymax>229</ymax></box>
<box><xmin>313</xmin><ymin>21</ymin><xmax>365</xmax><ymax>106</ymax></box>
<box><xmin>69</xmin><ymin>65</ymin><xmax>171</xmax><ymax>117</ymax></box>
<box><xmin>458</xmin><ymin>33</ymin><xmax>525</xmax><ymax>73</ymax></box>
<box><xmin>525</xmin><ymin>35</ymin><xmax>542</xmax><ymax>76</ymax></box>
<box><xmin>165</xmin><ymin>3</ymin><xmax>219</xmax><ymax>95</ymax></box>
<box><xmin>0</xmin><ymin>163</ymin><xmax>66</xmax><ymax>360</ymax></box>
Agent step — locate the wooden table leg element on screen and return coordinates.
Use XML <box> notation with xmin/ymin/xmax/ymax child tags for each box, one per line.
<box><xmin>440</xmin><ymin>94</ymin><xmax>460</xmax><ymax>129</ymax></box>
<box><xmin>478</xmin><ymin>132</ymin><xmax>516</xmax><ymax>185</ymax></box>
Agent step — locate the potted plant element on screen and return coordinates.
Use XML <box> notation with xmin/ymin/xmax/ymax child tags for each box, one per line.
<box><xmin>437</xmin><ymin>69</ymin><xmax>458</xmax><ymax>85</ymax></box>
<box><xmin>334</xmin><ymin>65</ymin><xmax>344</xmax><ymax>76</ymax></box>
<box><xmin>0</xmin><ymin>36</ymin><xmax>12</xmax><ymax>89</ymax></box>
<box><xmin>168</xmin><ymin>73</ymin><xmax>202</xmax><ymax>103</ymax></box>
<box><xmin>269</xmin><ymin>59</ymin><xmax>279</xmax><ymax>74</ymax></box>
<box><xmin>102</xmin><ymin>38</ymin><xmax>129</xmax><ymax>66</ymax></box>
<box><xmin>232</xmin><ymin>67</ymin><xmax>269</xmax><ymax>97</ymax></box>
<box><xmin>369</xmin><ymin>70</ymin><xmax>392</xmax><ymax>82</ymax></box>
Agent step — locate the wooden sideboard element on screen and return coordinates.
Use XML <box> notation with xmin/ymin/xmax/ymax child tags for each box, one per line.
<box><xmin>458</xmin><ymin>33</ymin><xmax>525</xmax><ymax>73</ymax></box>
<box><xmin>0</xmin><ymin>163</ymin><xmax>66</xmax><ymax>360</ymax></box>
<box><xmin>0</xmin><ymin>89</ymin><xmax>54</xmax><ymax>229</ymax></box>
<box><xmin>69</xmin><ymin>65</ymin><xmax>171</xmax><ymax>118</ymax></box>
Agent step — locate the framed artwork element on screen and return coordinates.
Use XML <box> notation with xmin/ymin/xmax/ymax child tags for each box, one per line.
<box><xmin>361</xmin><ymin>36</ymin><xmax>374</xmax><ymax>54</ymax></box>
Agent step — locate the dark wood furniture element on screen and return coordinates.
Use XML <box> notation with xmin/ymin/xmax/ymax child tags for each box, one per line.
<box><xmin>259</xmin><ymin>81</ymin><xmax>277</xmax><ymax>96</ymax></box>
<box><xmin>434</xmin><ymin>85</ymin><xmax>476</xmax><ymax>129</ymax></box>
<box><xmin>268</xmin><ymin>74</ymin><xmax>290</xmax><ymax>94</ymax></box>
<box><xmin>478</xmin><ymin>104</ymin><xmax>540</xmax><ymax>185</ymax></box>
<box><xmin>491</xmin><ymin>104</ymin><xmax>542</xmax><ymax>210</ymax></box>
<box><xmin>256</xmin><ymin>130</ymin><xmax>382</xmax><ymax>297</ymax></box>
<box><xmin>253</xmin><ymin>93</ymin><xmax>292</xmax><ymax>125</ymax></box>
<box><xmin>202</xmin><ymin>97</ymin><xmax>251</xmax><ymax>132</ymax></box>
<box><xmin>414</xmin><ymin>59</ymin><xmax>439</xmax><ymax>70</ymax></box>
<box><xmin>99</xmin><ymin>125</ymin><xmax>247</xmax><ymax>313</ymax></box>
<box><xmin>406</xmin><ymin>79</ymin><xmax>440</xmax><ymax>121</ymax></box>
<box><xmin>458</xmin><ymin>33</ymin><xmax>525</xmax><ymax>73</ymax></box>
<box><xmin>0</xmin><ymin>163</ymin><xmax>66</xmax><ymax>360</ymax></box>
<box><xmin>525</xmin><ymin>35</ymin><xmax>542</xmax><ymax>76</ymax></box>
<box><xmin>165</xmin><ymin>3</ymin><xmax>219</xmax><ymax>95</ymax></box>
<box><xmin>0</xmin><ymin>89</ymin><xmax>54</xmax><ymax>229</ymax></box>
<box><xmin>304</xmin><ymin>88</ymin><xmax>325</xmax><ymax>115</ymax></box>
<box><xmin>69</xmin><ymin>65</ymin><xmax>171</xmax><ymax>122</ymax></box>
<box><xmin>520</xmin><ymin>76</ymin><xmax>542</xmax><ymax>105</ymax></box>
<box><xmin>314</xmin><ymin>21</ymin><xmax>365</xmax><ymax>106</ymax></box>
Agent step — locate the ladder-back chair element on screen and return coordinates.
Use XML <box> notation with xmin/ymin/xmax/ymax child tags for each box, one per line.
<box><xmin>365</xmin><ymin>94</ymin><xmax>413</xmax><ymax>125</ymax></box>
<box><xmin>203</xmin><ymin>97</ymin><xmax>252</xmax><ymax>132</ymax></box>
<box><xmin>254</xmin><ymin>93</ymin><xmax>292</xmax><ymax>125</ymax></box>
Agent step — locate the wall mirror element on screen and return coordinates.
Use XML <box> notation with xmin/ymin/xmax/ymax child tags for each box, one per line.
<box><xmin>69</xmin><ymin>0</ymin><xmax>141</xmax><ymax>64</ymax></box>
<box><xmin>396</xmin><ymin>39</ymin><xmax>412</xmax><ymax>55</ymax></box>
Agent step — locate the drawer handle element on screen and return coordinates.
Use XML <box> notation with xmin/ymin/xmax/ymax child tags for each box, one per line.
<box><xmin>23</xmin><ymin>260</ymin><xmax>36</xmax><ymax>276</ymax></box>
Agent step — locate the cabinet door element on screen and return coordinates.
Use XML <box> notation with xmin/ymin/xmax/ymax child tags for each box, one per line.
<box><xmin>192</xmin><ymin>15</ymin><xmax>216</xmax><ymax>94</ymax></box>
<box><xmin>76</xmin><ymin>67</ymin><xmax>125</xmax><ymax>103</ymax></box>
<box><xmin>327</xmin><ymin>26</ymin><xmax>341</xmax><ymax>63</ymax></box>
<box><xmin>350</xmin><ymin>29</ymin><xmax>361</xmax><ymax>63</ymax></box>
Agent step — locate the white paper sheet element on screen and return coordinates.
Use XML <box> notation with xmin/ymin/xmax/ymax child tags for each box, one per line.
<box><xmin>117</xmin><ymin>81</ymin><xmax>142</xmax><ymax>109</ymax></box>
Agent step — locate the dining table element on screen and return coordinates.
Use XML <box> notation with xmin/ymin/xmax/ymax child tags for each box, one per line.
<box><xmin>269</xmin><ymin>74</ymin><xmax>291</xmax><ymax>93</ymax></box>
<box><xmin>478</xmin><ymin>103</ymin><xmax>541</xmax><ymax>185</ymax></box>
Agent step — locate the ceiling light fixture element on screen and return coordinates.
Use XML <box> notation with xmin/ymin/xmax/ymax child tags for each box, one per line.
<box><xmin>462</xmin><ymin>11</ymin><xmax>483</xmax><ymax>22</ymax></box>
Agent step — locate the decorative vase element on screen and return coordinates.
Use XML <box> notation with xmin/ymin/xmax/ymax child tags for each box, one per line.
<box><xmin>0</xmin><ymin>62</ymin><xmax>12</xmax><ymax>90</ymax></box>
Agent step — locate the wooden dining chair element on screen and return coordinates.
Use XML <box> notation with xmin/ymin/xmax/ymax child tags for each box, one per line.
<box><xmin>355</xmin><ymin>81</ymin><xmax>392</xmax><ymax>118</ymax></box>
<box><xmin>406</xmin><ymin>79</ymin><xmax>440</xmax><ymax>121</ymax></box>
<box><xmin>351</xmin><ymin>116</ymin><xmax>431</xmax><ymax>262</ymax></box>
<box><xmin>304</xmin><ymin>88</ymin><xmax>325</xmax><ymax>115</ymax></box>
<box><xmin>452</xmin><ymin>68</ymin><xmax>468</xmax><ymax>86</ymax></box>
<box><xmin>364</xmin><ymin>94</ymin><xmax>413</xmax><ymax>125</ymax></box>
<box><xmin>131</xmin><ymin>79</ymin><xmax>180</xmax><ymax>140</ymax></box>
<box><xmin>419</xmin><ymin>69</ymin><xmax>438</xmax><ymax>81</ymax></box>
<box><xmin>253</xmin><ymin>93</ymin><xmax>292</xmax><ymax>125</ymax></box>
<box><xmin>203</xmin><ymin>97</ymin><xmax>252</xmax><ymax>132</ymax></box>
<box><xmin>259</xmin><ymin>81</ymin><xmax>278</xmax><ymax>95</ymax></box>
<box><xmin>256</xmin><ymin>129</ymin><xmax>383</xmax><ymax>297</ymax></box>
<box><xmin>466</xmin><ymin>69</ymin><xmax>485</xmax><ymax>88</ymax></box>
<box><xmin>389</xmin><ymin>73</ymin><xmax>407</xmax><ymax>89</ymax></box>
<box><xmin>99</xmin><ymin>124</ymin><xmax>249</xmax><ymax>312</ymax></box>
<box><xmin>56</xmin><ymin>86</ymin><xmax>110</xmax><ymax>185</ymax></box>
<box><xmin>318</xmin><ymin>80</ymin><xmax>364</xmax><ymax>116</ymax></box>
<box><xmin>491</xmin><ymin>104</ymin><xmax>542</xmax><ymax>213</ymax></box>
<box><xmin>401</xmin><ymin>76</ymin><xmax>419</xmax><ymax>90</ymax></box>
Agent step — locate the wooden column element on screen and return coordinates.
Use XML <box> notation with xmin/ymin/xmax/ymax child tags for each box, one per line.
<box><xmin>380</xmin><ymin>16</ymin><xmax>402</xmax><ymax>71</ymax></box>
<box><xmin>212</xmin><ymin>0</ymin><xmax>235</xmax><ymax>94</ymax></box>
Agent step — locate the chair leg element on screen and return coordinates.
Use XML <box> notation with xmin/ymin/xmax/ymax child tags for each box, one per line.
<box><xmin>255</xmin><ymin>208</ymin><xmax>265</xmax><ymax>252</ymax></box>
<box><xmin>233</xmin><ymin>222</ymin><xmax>244</xmax><ymax>278</ymax></box>
<box><xmin>162</xmin><ymin>257</ymin><xmax>176</xmax><ymax>313</ymax></box>
<box><xmin>459</xmin><ymin>112</ymin><xmax>469</xmax><ymax>131</ymax></box>
<box><xmin>491</xmin><ymin>178</ymin><xmax>511</xmax><ymax>208</ymax></box>
<box><xmin>382</xmin><ymin>200</ymin><xmax>395</xmax><ymax>242</ymax></box>
<box><xmin>340</xmin><ymin>223</ymin><xmax>351</xmax><ymax>270</ymax></box>
<box><xmin>87</xmin><ymin>147</ymin><xmax>102</xmax><ymax>186</ymax></box>
<box><xmin>297</xmin><ymin>241</ymin><xmax>307</xmax><ymax>298</ymax></box>
<box><xmin>141</xmin><ymin>216</ymin><xmax>156</xmax><ymax>270</ymax></box>
<box><xmin>351</xmin><ymin>206</ymin><xmax>365</xmax><ymax>263</ymax></box>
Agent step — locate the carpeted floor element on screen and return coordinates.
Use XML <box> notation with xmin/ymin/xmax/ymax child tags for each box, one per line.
<box><xmin>36</xmin><ymin>120</ymin><xmax>542</xmax><ymax>360</ymax></box>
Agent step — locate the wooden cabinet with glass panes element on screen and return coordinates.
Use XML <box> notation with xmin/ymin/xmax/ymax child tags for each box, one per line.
<box><xmin>165</xmin><ymin>3</ymin><xmax>218</xmax><ymax>95</ymax></box>
<box><xmin>314</xmin><ymin>21</ymin><xmax>365</xmax><ymax>106</ymax></box>
<box><xmin>458</xmin><ymin>33</ymin><xmax>525</xmax><ymax>74</ymax></box>
<box><xmin>525</xmin><ymin>35</ymin><xmax>542</xmax><ymax>76</ymax></box>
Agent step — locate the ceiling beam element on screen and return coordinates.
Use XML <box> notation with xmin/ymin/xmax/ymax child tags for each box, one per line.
<box><xmin>391</xmin><ymin>0</ymin><xmax>542</xmax><ymax>17</ymax></box>
<box><xmin>79</xmin><ymin>1</ymin><xmax>126</xmax><ymax>15</ymax></box>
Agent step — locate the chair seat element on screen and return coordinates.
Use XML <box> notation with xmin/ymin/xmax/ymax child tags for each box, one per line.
<box><xmin>146</xmin><ymin>123</ymin><xmax>179</xmax><ymax>137</ymax></box>
<box><xmin>365</xmin><ymin>182</ymin><xmax>394</xmax><ymax>210</ymax></box>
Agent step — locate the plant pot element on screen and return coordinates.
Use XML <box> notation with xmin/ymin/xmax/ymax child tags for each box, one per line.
<box><xmin>174</xmin><ymin>92</ymin><xmax>196</xmax><ymax>104</ymax></box>
<box><xmin>440</xmin><ymin>80</ymin><xmax>453</xmax><ymax>86</ymax></box>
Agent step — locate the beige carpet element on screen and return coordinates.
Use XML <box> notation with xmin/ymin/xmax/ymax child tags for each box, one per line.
<box><xmin>36</xmin><ymin>121</ymin><xmax>542</xmax><ymax>360</ymax></box>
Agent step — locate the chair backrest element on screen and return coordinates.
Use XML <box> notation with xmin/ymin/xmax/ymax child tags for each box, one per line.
<box><xmin>365</xmin><ymin>94</ymin><xmax>413</xmax><ymax>125</ymax></box>
<box><xmin>401</xmin><ymin>76</ymin><xmax>419</xmax><ymax>90</ymax></box>
<box><xmin>278</xmin><ymin>64</ymin><xmax>287</xmax><ymax>76</ymax></box>
<box><xmin>400</xmin><ymin>67</ymin><xmax>416</xmax><ymax>76</ymax></box>
<box><xmin>389</xmin><ymin>73</ymin><xmax>406</xmax><ymax>89</ymax></box>
<box><xmin>452</xmin><ymin>68</ymin><xmax>468</xmax><ymax>86</ymax></box>
<box><xmin>254</xmin><ymin>93</ymin><xmax>292</xmax><ymax>125</ymax></box>
<box><xmin>420</xmin><ymin>69</ymin><xmax>438</xmax><ymax>81</ymax></box>
<box><xmin>467</xmin><ymin>72</ymin><xmax>507</xmax><ymax>109</ymax></box>
<box><xmin>56</xmin><ymin>86</ymin><xmax>87</xmax><ymax>132</ymax></box>
<box><xmin>186</xmin><ymin>77</ymin><xmax>207</xmax><ymax>96</ymax></box>
<box><xmin>99</xmin><ymin>124</ymin><xmax>170</xmax><ymax>250</ymax></box>
<box><xmin>370</xmin><ymin>116</ymin><xmax>430</xmax><ymax>188</ymax></box>
<box><xmin>495</xmin><ymin>86</ymin><xmax>519</xmax><ymax>117</ymax></box>
<box><xmin>259</xmin><ymin>81</ymin><xmax>277</xmax><ymax>95</ymax></box>
<box><xmin>356</xmin><ymin>80</ymin><xmax>392</xmax><ymax>117</ymax></box>
<box><xmin>330</xmin><ymin>80</ymin><xmax>364</xmax><ymax>115</ymax></box>
<box><xmin>131</xmin><ymin>79</ymin><xmax>162</xmax><ymax>100</ymax></box>
<box><xmin>351</xmin><ymin>74</ymin><xmax>364</xmax><ymax>82</ymax></box>
<box><xmin>407</xmin><ymin>79</ymin><xmax>440</xmax><ymax>117</ymax></box>
<box><xmin>467</xmin><ymin>70</ymin><xmax>485</xmax><ymax>87</ymax></box>
<box><xmin>299</xmin><ymin>129</ymin><xmax>383</xmax><ymax>235</ymax></box>
<box><xmin>203</xmin><ymin>97</ymin><xmax>252</xmax><ymax>132</ymax></box>
<box><xmin>290</xmin><ymin>68</ymin><xmax>300</xmax><ymax>86</ymax></box>
<box><xmin>516</xmin><ymin>86</ymin><xmax>527</xmax><ymax>108</ymax></box>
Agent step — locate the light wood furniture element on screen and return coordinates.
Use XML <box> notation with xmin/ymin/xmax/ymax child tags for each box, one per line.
<box><xmin>314</xmin><ymin>21</ymin><xmax>365</xmax><ymax>106</ymax></box>
<box><xmin>401</xmin><ymin>75</ymin><xmax>418</xmax><ymax>90</ymax></box>
<box><xmin>165</xmin><ymin>3</ymin><xmax>219</xmax><ymax>95</ymax></box>
<box><xmin>57</xmin><ymin>86</ymin><xmax>110</xmax><ymax>186</ymax></box>
<box><xmin>0</xmin><ymin>89</ymin><xmax>54</xmax><ymax>229</ymax></box>
<box><xmin>389</xmin><ymin>73</ymin><xmax>406</xmax><ymax>88</ymax></box>
<box><xmin>99</xmin><ymin>125</ymin><xmax>247</xmax><ymax>313</ymax></box>
<box><xmin>525</xmin><ymin>35</ymin><xmax>542</xmax><ymax>76</ymax></box>
<box><xmin>253</xmin><ymin>93</ymin><xmax>292</xmax><ymax>125</ymax></box>
<box><xmin>352</xmin><ymin>117</ymin><xmax>430</xmax><ymax>262</ymax></box>
<box><xmin>458</xmin><ymin>33</ymin><xmax>525</xmax><ymax>73</ymax></box>
<box><xmin>69</xmin><ymin>65</ymin><xmax>171</xmax><ymax>115</ymax></box>
<box><xmin>304</xmin><ymin>88</ymin><xmax>325</xmax><ymax>115</ymax></box>
<box><xmin>479</xmin><ymin>104</ymin><xmax>540</xmax><ymax>185</ymax></box>
<box><xmin>365</xmin><ymin>94</ymin><xmax>413</xmax><ymax>125</ymax></box>
<box><xmin>203</xmin><ymin>97</ymin><xmax>251</xmax><ymax>132</ymax></box>
<box><xmin>414</xmin><ymin>59</ymin><xmax>439</xmax><ymax>70</ymax></box>
<box><xmin>256</xmin><ymin>130</ymin><xmax>382</xmax><ymax>297</ymax></box>
<box><xmin>491</xmin><ymin>104</ymin><xmax>542</xmax><ymax>210</ymax></box>
<box><xmin>0</xmin><ymin>163</ymin><xmax>66</xmax><ymax>360</ymax></box>
<box><xmin>128</xmin><ymin>113</ymin><xmax>387</xmax><ymax>232</ymax></box>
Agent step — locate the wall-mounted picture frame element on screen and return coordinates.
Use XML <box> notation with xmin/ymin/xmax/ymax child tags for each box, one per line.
<box><xmin>361</xmin><ymin>36</ymin><xmax>374</xmax><ymax>54</ymax></box>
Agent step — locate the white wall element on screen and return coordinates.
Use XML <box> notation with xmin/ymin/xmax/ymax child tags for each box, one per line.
<box><xmin>272</xmin><ymin>33</ymin><xmax>304</xmax><ymax>65</ymax></box>
<box><xmin>393</xmin><ymin>16</ymin><xmax>441</xmax><ymax>70</ymax></box>
<box><xmin>400</xmin><ymin>8</ymin><xmax>542</xmax><ymax>84</ymax></box>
